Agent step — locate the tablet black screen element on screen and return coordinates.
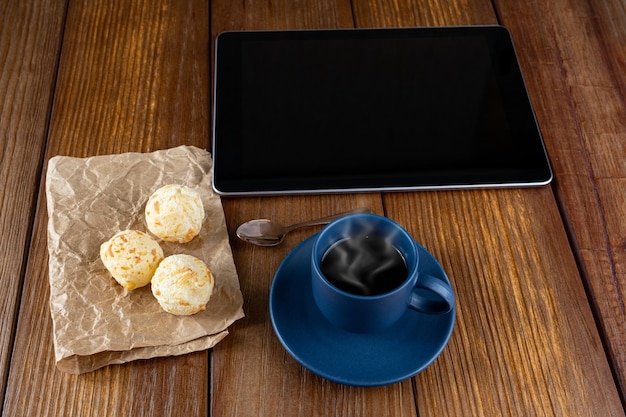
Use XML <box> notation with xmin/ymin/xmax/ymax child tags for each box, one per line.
<box><xmin>213</xmin><ymin>26</ymin><xmax>552</xmax><ymax>195</ymax></box>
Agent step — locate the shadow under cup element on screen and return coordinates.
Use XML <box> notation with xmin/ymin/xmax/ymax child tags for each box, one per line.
<box><xmin>311</xmin><ymin>213</ymin><xmax>455</xmax><ymax>333</ymax></box>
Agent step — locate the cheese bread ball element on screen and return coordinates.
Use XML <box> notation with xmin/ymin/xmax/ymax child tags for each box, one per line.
<box><xmin>100</xmin><ymin>230</ymin><xmax>164</xmax><ymax>291</ymax></box>
<box><xmin>151</xmin><ymin>254</ymin><xmax>215</xmax><ymax>316</ymax></box>
<box><xmin>145</xmin><ymin>184</ymin><xmax>205</xmax><ymax>243</ymax></box>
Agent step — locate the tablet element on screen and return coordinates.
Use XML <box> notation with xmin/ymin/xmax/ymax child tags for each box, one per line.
<box><xmin>212</xmin><ymin>26</ymin><xmax>552</xmax><ymax>195</ymax></box>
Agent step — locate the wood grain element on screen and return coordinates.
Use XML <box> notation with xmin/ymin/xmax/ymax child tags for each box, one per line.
<box><xmin>211</xmin><ymin>0</ymin><xmax>355</xmax><ymax>32</ymax></box>
<box><xmin>214</xmin><ymin>195</ymin><xmax>421</xmax><ymax>417</ymax></box>
<box><xmin>0</xmin><ymin>0</ymin><xmax>66</xmax><ymax>408</ymax></box>
<box><xmin>386</xmin><ymin>189</ymin><xmax>623</xmax><ymax>416</ymax></box>
<box><xmin>209</xmin><ymin>0</ymin><xmax>622</xmax><ymax>416</ymax></box>
<box><xmin>208</xmin><ymin>3</ymin><xmax>411</xmax><ymax>417</ymax></box>
<box><xmin>493</xmin><ymin>0</ymin><xmax>626</xmax><ymax>397</ymax></box>
<box><xmin>351</xmin><ymin>1</ymin><xmax>624</xmax><ymax>414</ymax></box>
<box><xmin>3</xmin><ymin>0</ymin><xmax>212</xmax><ymax>416</ymax></box>
<box><xmin>47</xmin><ymin>0</ymin><xmax>211</xmax><ymax>157</ymax></box>
<box><xmin>352</xmin><ymin>0</ymin><xmax>496</xmax><ymax>27</ymax></box>
<box><xmin>2</xmin><ymin>0</ymin><xmax>625</xmax><ymax>416</ymax></box>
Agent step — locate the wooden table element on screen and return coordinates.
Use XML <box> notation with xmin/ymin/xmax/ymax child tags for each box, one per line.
<box><xmin>1</xmin><ymin>0</ymin><xmax>625</xmax><ymax>416</ymax></box>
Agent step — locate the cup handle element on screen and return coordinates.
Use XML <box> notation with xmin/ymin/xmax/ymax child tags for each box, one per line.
<box><xmin>408</xmin><ymin>274</ymin><xmax>455</xmax><ymax>314</ymax></box>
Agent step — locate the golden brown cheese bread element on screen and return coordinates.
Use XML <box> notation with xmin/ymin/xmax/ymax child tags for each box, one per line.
<box><xmin>144</xmin><ymin>184</ymin><xmax>205</xmax><ymax>243</ymax></box>
<box><xmin>100</xmin><ymin>230</ymin><xmax>164</xmax><ymax>290</ymax></box>
<box><xmin>151</xmin><ymin>254</ymin><xmax>215</xmax><ymax>315</ymax></box>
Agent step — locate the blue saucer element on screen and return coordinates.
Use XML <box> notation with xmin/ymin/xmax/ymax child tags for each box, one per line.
<box><xmin>270</xmin><ymin>234</ymin><xmax>455</xmax><ymax>387</ymax></box>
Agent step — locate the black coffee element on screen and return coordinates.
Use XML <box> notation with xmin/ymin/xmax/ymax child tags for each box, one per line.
<box><xmin>320</xmin><ymin>236</ymin><xmax>408</xmax><ymax>296</ymax></box>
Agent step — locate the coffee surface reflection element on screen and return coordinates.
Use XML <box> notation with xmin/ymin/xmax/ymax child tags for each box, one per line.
<box><xmin>320</xmin><ymin>236</ymin><xmax>408</xmax><ymax>296</ymax></box>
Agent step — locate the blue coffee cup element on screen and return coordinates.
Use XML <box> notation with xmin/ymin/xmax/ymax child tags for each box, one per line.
<box><xmin>311</xmin><ymin>213</ymin><xmax>455</xmax><ymax>333</ymax></box>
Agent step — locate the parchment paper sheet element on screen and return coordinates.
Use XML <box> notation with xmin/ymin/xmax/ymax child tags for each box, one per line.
<box><xmin>45</xmin><ymin>145</ymin><xmax>244</xmax><ymax>374</ymax></box>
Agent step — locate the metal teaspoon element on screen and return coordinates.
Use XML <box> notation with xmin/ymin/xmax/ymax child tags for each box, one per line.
<box><xmin>236</xmin><ymin>207</ymin><xmax>371</xmax><ymax>247</ymax></box>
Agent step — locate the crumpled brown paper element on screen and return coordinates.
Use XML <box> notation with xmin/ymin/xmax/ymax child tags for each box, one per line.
<box><xmin>45</xmin><ymin>145</ymin><xmax>244</xmax><ymax>374</ymax></box>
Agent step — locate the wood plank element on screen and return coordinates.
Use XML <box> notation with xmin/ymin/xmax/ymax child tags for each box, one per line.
<box><xmin>208</xmin><ymin>2</ymin><xmax>413</xmax><ymax>417</ymax></box>
<box><xmin>0</xmin><ymin>0</ymin><xmax>66</xmax><ymax>408</ymax></box>
<box><xmin>3</xmin><ymin>0</ymin><xmax>212</xmax><ymax>416</ymax></box>
<box><xmin>215</xmin><ymin>196</ymin><xmax>417</xmax><ymax>417</ymax></box>
<box><xmin>210</xmin><ymin>0</ymin><xmax>623</xmax><ymax>416</ymax></box>
<box><xmin>353</xmin><ymin>0</ymin><xmax>624</xmax><ymax>415</ymax></box>
<box><xmin>211</xmin><ymin>0</ymin><xmax>355</xmax><ymax>31</ymax></box>
<box><xmin>493</xmin><ymin>0</ymin><xmax>626</xmax><ymax>397</ymax></box>
<box><xmin>5</xmin><ymin>1</ymin><xmax>622</xmax><ymax>416</ymax></box>
<box><xmin>386</xmin><ymin>189</ymin><xmax>623</xmax><ymax>416</ymax></box>
<box><xmin>352</xmin><ymin>0</ymin><xmax>496</xmax><ymax>26</ymax></box>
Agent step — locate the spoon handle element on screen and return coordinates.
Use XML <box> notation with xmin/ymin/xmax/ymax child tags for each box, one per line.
<box><xmin>283</xmin><ymin>207</ymin><xmax>371</xmax><ymax>233</ymax></box>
